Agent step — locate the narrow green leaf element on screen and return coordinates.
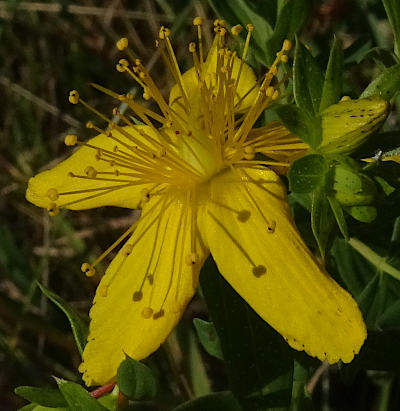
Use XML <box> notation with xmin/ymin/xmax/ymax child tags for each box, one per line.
<box><xmin>382</xmin><ymin>0</ymin><xmax>400</xmax><ymax>57</ymax></box>
<box><xmin>15</xmin><ymin>386</ymin><xmax>67</xmax><ymax>408</ymax></box>
<box><xmin>320</xmin><ymin>36</ymin><xmax>343</xmax><ymax>111</ymax></box>
<box><xmin>117</xmin><ymin>355</ymin><xmax>158</xmax><ymax>400</ymax></box>
<box><xmin>377</xmin><ymin>300</ymin><xmax>400</xmax><ymax>330</ymax></box>
<box><xmin>289</xmin><ymin>359</ymin><xmax>314</xmax><ymax>411</ymax></box>
<box><xmin>200</xmin><ymin>257</ymin><xmax>294</xmax><ymax>411</ymax></box>
<box><xmin>193</xmin><ymin>318</ymin><xmax>223</xmax><ymax>360</ymax></box>
<box><xmin>274</xmin><ymin>104</ymin><xmax>322</xmax><ymax>148</ymax></box>
<box><xmin>173</xmin><ymin>391</ymin><xmax>242</xmax><ymax>411</ymax></box>
<box><xmin>56</xmin><ymin>378</ymin><xmax>108</xmax><ymax>411</ymax></box>
<box><xmin>293</xmin><ymin>40</ymin><xmax>324</xmax><ymax>114</ymax></box>
<box><xmin>360</xmin><ymin>63</ymin><xmax>400</xmax><ymax>100</ymax></box>
<box><xmin>311</xmin><ymin>186</ymin><xmax>335</xmax><ymax>257</ymax></box>
<box><xmin>37</xmin><ymin>283</ymin><xmax>88</xmax><ymax>355</ymax></box>
<box><xmin>288</xmin><ymin>154</ymin><xmax>327</xmax><ymax>193</ymax></box>
<box><xmin>327</xmin><ymin>196</ymin><xmax>349</xmax><ymax>240</ymax></box>
<box><xmin>357</xmin><ymin>46</ymin><xmax>398</xmax><ymax>69</ymax></box>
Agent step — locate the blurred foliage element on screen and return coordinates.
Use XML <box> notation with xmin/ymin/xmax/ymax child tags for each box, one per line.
<box><xmin>1</xmin><ymin>0</ymin><xmax>400</xmax><ymax>410</ymax></box>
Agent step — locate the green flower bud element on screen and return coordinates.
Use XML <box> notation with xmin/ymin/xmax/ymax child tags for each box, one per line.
<box><xmin>331</xmin><ymin>164</ymin><xmax>377</xmax><ymax>206</ymax></box>
<box><xmin>346</xmin><ymin>205</ymin><xmax>377</xmax><ymax>223</ymax></box>
<box><xmin>319</xmin><ymin>96</ymin><xmax>389</xmax><ymax>154</ymax></box>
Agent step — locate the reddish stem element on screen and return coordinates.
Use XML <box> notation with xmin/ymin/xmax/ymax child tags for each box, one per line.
<box><xmin>90</xmin><ymin>383</ymin><xmax>116</xmax><ymax>398</ymax></box>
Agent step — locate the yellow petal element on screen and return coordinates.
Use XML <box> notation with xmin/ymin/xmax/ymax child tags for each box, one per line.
<box><xmin>26</xmin><ymin>126</ymin><xmax>156</xmax><ymax>211</ymax></box>
<box><xmin>169</xmin><ymin>37</ymin><xmax>259</xmax><ymax>116</ymax></box>
<box><xmin>79</xmin><ymin>191</ymin><xmax>208</xmax><ymax>386</ymax></box>
<box><xmin>205</xmin><ymin>166</ymin><xmax>366</xmax><ymax>363</ymax></box>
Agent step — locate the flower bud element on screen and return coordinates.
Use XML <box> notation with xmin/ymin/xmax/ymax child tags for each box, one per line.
<box><xmin>319</xmin><ymin>96</ymin><xmax>389</xmax><ymax>154</ymax></box>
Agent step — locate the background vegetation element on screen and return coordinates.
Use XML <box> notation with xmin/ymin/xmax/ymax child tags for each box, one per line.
<box><xmin>1</xmin><ymin>0</ymin><xmax>400</xmax><ymax>410</ymax></box>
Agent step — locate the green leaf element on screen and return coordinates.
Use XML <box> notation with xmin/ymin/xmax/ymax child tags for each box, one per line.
<box><xmin>193</xmin><ymin>318</ymin><xmax>223</xmax><ymax>360</ymax></box>
<box><xmin>360</xmin><ymin>63</ymin><xmax>400</xmax><ymax>100</ymax></box>
<box><xmin>357</xmin><ymin>46</ymin><xmax>398</xmax><ymax>69</ymax></box>
<box><xmin>382</xmin><ymin>0</ymin><xmax>400</xmax><ymax>57</ymax></box>
<box><xmin>377</xmin><ymin>300</ymin><xmax>400</xmax><ymax>330</ymax></box>
<box><xmin>37</xmin><ymin>283</ymin><xmax>88</xmax><ymax>355</ymax></box>
<box><xmin>293</xmin><ymin>40</ymin><xmax>324</xmax><ymax>115</ymax></box>
<box><xmin>288</xmin><ymin>154</ymin><xmax>327</xmax><ymax>193</ymax></box>
<box><xmin>327</xmin><ymin>196</ymin><xmax>349</xmax><ymax>240</ymax></box>
<box><xmin>320</xmin><ymin>36</ymin><xmax>343</xmax><ymax>111</ymax></box>
<box><xmin>289</xmin><ymin>359</ymin><xmax>314</xmax><ymax>411</ymax></box>
<box><xmin>274</xmin><ymin>104</ymin><xmax>322</xmax><ymax>148</ymax></box>
<box><xmin>56</xmin><ymin>378</ymin><xmax>108</xmax><ymax>411</ymax></box>
<box><xmin>15</xmin><ymin>386</ymin><xmax>67</xmax><ymax>408</ymax></box>
<box><xmin>265</xmin><ymin>0</ymin><xmax>311</xmax><ymax>65</ymax></box>
<box><xmin>311</xmin><ymin>186</ymin><xmax>335</xmax><ymax>257</ymax></box>
<box><xmin>200</xmin><ymin>257</ymin><xmax>294</xmax><ymax>411</ymax></box>
<box><xmin>345</xmin><ymin>205</ymin><xmax>377</xmax><ymax>223</ymax></box>
<box><xmin>117</xmin><ymin>355</ymin><xmax>158</xmax><ymax>400</ymax></box>
<box><xmin>173</xmin><ymin>391</ymin><xmax>242</xmax><ymax>411</ymax></box>
<box><xmin>209</xmin><ymin>0</ymin><xmax>275</xmax><ymax>65</ymax></box>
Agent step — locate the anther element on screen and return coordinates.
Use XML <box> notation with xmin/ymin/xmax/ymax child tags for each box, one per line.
<box><xmin>340</xmin><ymin>96</ymin><xmax>351</xmax><ymax>102</ymax></box>
<box><xmin>112</xmin><ymin>107</ymin><xmax>119</xmax><ymax>116</ymax></box>
<box><xmin>281</xmin><ymin>55</ymin><xmax>289</xmax><ymax>63</ymax></box>
<box><xmin>84</xmin><ymin>166</ymin><xmax>97</xmax><ymax>178</ymax></box>
<box><xmin>68</xmin><ymin>90</ymin><xmax>80</xmax><ymax>104</ymax></box>
<box><xmin>98</xmin><ymin>285</ymin><xmax>108</xmax><ymax>297</ymax></box>
<box><xmin>252</xmin><ymin>265</ymin><xmax>267</xmax><ymax>277</ymax></box>
<box><xmin>231</xmin><ymin>24</ymin><xmax>243</xmax><ymax>35</ymax></box>
<box><xmin>244</xmin><ymin>146</ymin><xmax>255</xmax><ymax>160</ymax></box>
<box><xmin>122</xmin><ymin>244</ymin><xmax>133</xmax><ymax>256</ymax></box>
<box><xmin>282</xmin><ymin>39</ymin><xmax>292</xmax><ymax>51</ymax></box>
<box><xmin>213</xmin><ymin>19</ymin><xmax>226</xmax><ymax>27</ymax></box>
<box><xmin>159</xmin><ymin>26</ymin><xmax>171</xmax><ymax>39</ymax></box>
<box><xmin>116</xmin><ymin>37</ymin><xmax>129</xmax><ymax>51</ymax></box>
<box><xmin>267</xmin><ymin>220</ymin><xmax>277</xmax><ymax>233</ymax></box>
<box><xmin>141</xmin><ymin>307</ymin><xmax>153</xmax><ymax>319</ymax></box>
<box><xmin>266</xmin><ymin>86</ymin><xmax>275</xmax><ymax>97</ymax></box>
<box><xmin>185</xmin><ymin>252</ymin><xmax>199</xmax><ymax>266</ymax></box>
<box><xmin>116</xmin><ymin>59</ymin><xmax>129</xmax><ymax>73</ymax></box>
<box><xmin>153</xmin><ymin>310</ymin><xmax>165</xmax><ymax>320</ymax></box>
<box><xmin>189</xmin><ymin>42</ymin><xmax>196</xmax><ymax>53</ymax></box>
<box><xmin>48</xmin><ymin>203</ymin><xmax>60</xmax><ymax>217</ymax></box>
<box><xmin>132</xmin><ymin>291</ymin><xmax>143</xmax><ymax>301</ymax></box>
<box><xmin>193</xmin><ymin>16</ymin><xmax>203</xmax><ymax>26</ymax></box>
<box><xmin>272</xmin><ymin>90</ymin><xmax>280</xmax><ymax>100</ymax></box>
<box><xmin>64</xmin><ymin>134</ymin><xmax>78</xmax><ymax>146</ymax></box>
<box><xmin>246</xmin><ymin>23</ymin><xmax>255</xmax><ymax>32</ymax></box>
<box><xmin>143</xmin><ymin>87</ymin><xmax>151</xmax><ymax>100</ymax></box>
<box><xmin>47</xmin><ymin>188</ymin><xmax>59</xmax><ymax>201</ymax></box>
<box><xmin>81</xmin><ymin>262</ymin><xmax>96</xmax><ymax>277</ymax></box>
<box><xmin>86</xmin><ymin>121</ymin><xmax>94</xmax><ymax>129</ymax></box>
<box><xmin>270</xmin><ymin>66</ymin><xmax>278</xmax><ymax>76</ymax></box>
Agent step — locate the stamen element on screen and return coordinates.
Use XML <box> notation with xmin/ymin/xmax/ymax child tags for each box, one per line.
<box><xmin>48</xmin><ymin>203</ymin><xmax>59</xmax><ymax>216</ymax></box>
<box><xmin>84</xmin><ymin>166</ymin><xmax>97</xmax><ymax>178</ymax></box>
<box><xmin>68</xmin><ymin>90</ymin><xmax>80</xmax><ymax>104</ymax></box>
<box><xmin>81</xmin><ymin>262</ymin><xmax>96</xmax><ymax>277</ymax></box>
<box><xmin>116</xmin><ymin>37</ymin><xmax>129</xmax><ymax>51</ymax></box>
<box><xmin>64</xmin><ymin>134</ymin><xmax>78</xmax><ymax>146</ymax></box>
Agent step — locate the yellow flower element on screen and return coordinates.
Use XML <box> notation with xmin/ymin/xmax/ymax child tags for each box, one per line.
<box><xmin>26</xmin><ymin>20</ymin><xmax>366</xmax><ymax>386</ymax></box>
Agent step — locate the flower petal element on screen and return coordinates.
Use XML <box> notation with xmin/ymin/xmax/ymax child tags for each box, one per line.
<box><xmin>79</xmin><ymin>191</ymin><xmax>208</xmax><ymax>386</ymax></box>
<box><xmin>169</xmin><ymin>38</ymin><xmax>258</xmax><ymax>116</ymax></box>
<box><xmin>205</xmin><ymin>166</ymin><xmax>366</xmax><ymax>364</ymax></box>
<box><xmin>26</xmin><ymin>126</ymin><xmax>158</xmax><ymax>211</ymax></box>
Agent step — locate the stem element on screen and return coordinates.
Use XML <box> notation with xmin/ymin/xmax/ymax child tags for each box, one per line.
<box><xmin>348</xmin><ymin>238</ymin><xmax>400</xmax><ymax>281</ymax></box>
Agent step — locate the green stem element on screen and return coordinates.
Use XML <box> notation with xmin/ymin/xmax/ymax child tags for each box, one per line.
<box><xmin>348</xmin><ymin>237</ymin><xmax>400</xmax><ymax>281</ymax></box>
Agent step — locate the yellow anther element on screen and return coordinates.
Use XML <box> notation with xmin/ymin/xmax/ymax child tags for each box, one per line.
<box><xmin>135</xmin><ymin>58</ymin><xmax>142</xmax><ymax>66</ymax></box>
<box><xmin>266</xmin><ymin>86</ymin><xmax>275</xmax><ymax>97</ymax></box>
<box><xmin>270</xmin><ymin>66</ymin><xmax>278</xmax><ymax>76</ymax></box>
<box><xmin>193</xmin><ymin>16</ymin><xmax>203</xmax><ymax>26</ymax></box>
<box><xmin>159</xmin><ymin>26</ymin><xmax>171</xmax><ymax>39</ymax></box>
<box><xmin>246</xmin><ymin>23</ymin><xmax>255</xmax><ymax>32</ymax></box>
<box><xmin>185</xmin><ymin>252</ymin><xmax>199</xmax><ymax>266</ymax></box>
<box><xmin>81</xmin><ymin>262</ymin><xmax>96</xmax><ymax>277</ymax></box>
<box><xmin>125</xmin><ymin>92</ymin><xmax>134</xmax><ymax>100</ymax></box>
<box><xmin>252</xmin><ymin>265</ymin><xmax>267</xmax><ymax>277</ymax></box>
<box><xmin>141</xmin><ymin>307</ymin><xmax>153</xmax><ymax>319</ymax></box>
<box><xmin>340</xmin><ymin>95</ymin><xmax>351</xmax><ymax>102</ymax></box>
<box><xmin>213</xmin><ymin>19</ymin><xmax>226</xmax><ymax>27</ymax></box>
<box><xmin>64</xmin><ymin>134</ymin><xmax>78</xmax><ymax>146</ymax></box>
<box><xmin>189</xmin><ymin>42</ymin><xmax>196</xmax><ymax>53</ymax></box>
<box><xmin>153</xmin><ymin>310</ymin><xmax>165</xmax><ymax>320</ymax></box>
<box><xmin>132</xmin><ymin>291</ymin><xmax>143</xmax><ymax>301</ymax></box>
<box><xmin>84</xmin><ymin>166</ymin><xmax>97</xmax><ymax>178</ymax></box>
<box><xmin>68</xmin><ymin>90</ymin><xmax>79</xmax><ymax>104</ymax></box>
<box><xmin>112</xmin><ymin>107</ymin><xmax>119</xmax><ymax>116</ymax></box>
<box><xmin>141</xmin><ymin>189</ymin><xmax>150</xmax><ymax>203</ymax></box>
<box><xmin>98</xmin><ymin>285</ymin><xmax>108</xmax><ymax>297</ymax></box>
<box><xmin>122</xmin><ymin>244</ymin><xmax>133</xmax><ymax>256</ymax></box>
<box><xmin>231</xmin><ymin>24</ymin><xmax>243</xmax><ymax>35</ymax></box>
<box><xmin>86</xmin><ymin>121</ymin><xmax>94</xmax><ymax>129</ymax></box>
<box><xmin>47</xmin><ymin>188</ymin><xmax>59</xmax><ymax>201</ymax></box>
<box><xmin>116</xmin><ymin>37</ymin><xmax>129</xmax><ymax>51</ymax></box>
<box><xmin>272</xmin><ymin>90</ymin><xmax>280</xmax><ymax>100</ymax></box>
<box><xmin>143</xmin><ymin>90</ymin><xmax>151</xmax><ymax>100</ymax></box>
<box><xmin>48</xmin><ymin>203</ymin><xmax>59</xmax><ymax>217</ymax></box>
<box><xmin>244</xmin><ymin>146</ymin><xmax>255</xmax><ymax>154</ymax></box>
<box><xmin>116</xmin><ymin>58</ymin><xmax>129</xmax><ymax>72</ymax></box>
<box><xmin>283</xmin><ymin>39</ymin><xmax>292</xmax><ymax>51</ymax></box>
<box><xmin>305</xmin><ymin>44</ymin><xmax>311</xmax><ymax>51</ymax></box>
<box><xmin>281</xmin><ymin>55</ymin><xmax>289</xmax><ymax>63</ymax></box>
<box><xmin>215</xmin><ymin>27</ymin><xmax>227</xmax><ymax>36</ymax></box>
